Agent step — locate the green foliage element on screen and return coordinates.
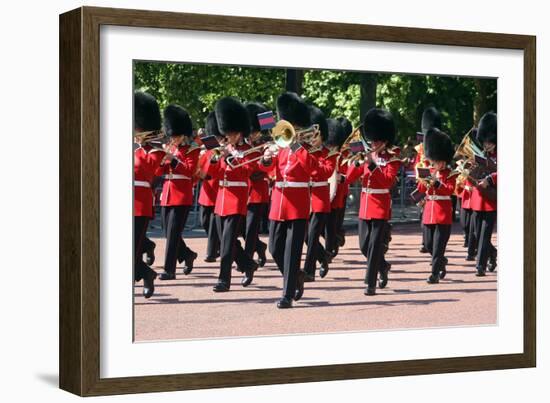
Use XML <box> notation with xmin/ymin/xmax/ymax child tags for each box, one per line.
<box><xmin>134</xmin><ymin>61</ymin><xmax>496</xmax><ymax>145</ymax></box>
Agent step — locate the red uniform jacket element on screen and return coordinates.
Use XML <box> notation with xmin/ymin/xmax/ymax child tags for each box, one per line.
<box><xmin>417</xmin><ymin>168</ymin><xmax>458</xmax><ymax>225</ymax></box>
<box><xmin>247</xmin><ymin>148</ymin><xmax>271</xmax><ymax>204</ymax></box>
<box><xmin>331</xmin><ymin>150</ymin><xmax>350</xmax><ymax>209</ymax></box>
<box><xmin>258</xmin><ymin>145</ymin><xmax>317</xmax><ymax>221</ymax></box>
<box><xmin>310</xmin><ymin>146</ymin><xmax>338</xmax><ymax>213</ymax></box>
<box><xmin>205</xmin><ymin>143</ymin><xmax>256</xmax><ymax>217</ymax></box>
<box><xmin>134</xmin><ymin>145</ymin><xmax>166</xmax><ymax>217</ymax></box>
<box><xmin>156</xmin><ymin>144</ymin><xmax>200</xmax><ymax>207</ymax></box>
<box><xmin>460</xmin><ymin>178</ymin><xmax>474</xmax><ymax>210</ymax></box>
<box><xmin>346</xmin><ymin>147</ymin><xmax>401</xmax><ymax>220</ymax></box>
<box><xmin>470</xmin><ymin>152</ymin><xmax>497</xmax><ymax>212</ymax></box>
<box><xmin>198</xmin><ymin>149</ymin><xmax>219</xmax><ymax>207</ymax></box>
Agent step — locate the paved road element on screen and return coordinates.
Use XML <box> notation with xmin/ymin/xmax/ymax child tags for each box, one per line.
<box><xmin>134</xmin><ymin>222</ymin><xmax>497</xmax><ymax>341</ymax></box>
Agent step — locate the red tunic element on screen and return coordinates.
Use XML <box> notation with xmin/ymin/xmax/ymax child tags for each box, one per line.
<box><xmin>346</xmin><ymin>147</ymin><xmax>401</xmax><ymax>220</ymax></box>
<box><xmin>470</xmin><ymin>152</ymin><xmax>497</xmax><ymax>212</ymax></box>
<box><xmin>247</xmin><ymin>148</ymin><xmax>271</xmax><ymax>204</ymax></box>
<box><xmin>258</xmin><ymin>145</ymin><xmax>317</xmax><ymax>221</ymax></box>
<box><xmin>198</xmin><ymin>149</ymin><xmax>219</xmax><ymax>207</ymax></box>
<box><xmin>417</xmin><ymin>168</ymin><xmax>458</xmax><ymax>225</ymax></box>
<box><xmin>156</xmin><ymin>144</ymin><xmax>200</xmax><ymax>207</ymax></box>
<box><xmin>331</xmin><ymin>150</ymin><xmax>350</xmax><ymax>209</ymax></box>
<box><xmin>134</xmin><ymin>145</ymin><xmax>166</xmax><ymax>217</ymax></box>
<box><xmin>205</xmin><ymin>143</ymin><xmax>256</xmax><ymax>216</ymax></box>
<box><xmin>310</xmin><ymin>147</ymin><xmax>338</xmax><ymax>213</ymax></box>
<box><xmin>460</xmin><ymin>178</ymin><xmax>474</xmax><ymax>210</ymax></box>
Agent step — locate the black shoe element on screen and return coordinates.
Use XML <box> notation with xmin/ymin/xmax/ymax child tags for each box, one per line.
<box><xmin>463</xmin><ymin>239</ymin><xmax>468</xmax><ymax>248</ymax></box>
<box><xmin>442</xmin><ymin>257</ymin><xmax>448</xmax><ymax>265</ymax></box>
<box><xmin>213</xmin><ymin>282</ymin><xmax>230</xmax><ymax>292</ymax></box>
<box><xmin>476</xmin><ymin>268</ymin><xmax>486</xmax><ymax>277</ymax></box>
<box><xmin>257</xmin><ymin>243</ymin><xmax>267</xmax><ymax>268</ymax></box>
<box><xmin>159</xmin><ymin>271</ymin><xmax>176</xmax><ymax>280</ymax></box>
<box><xmin>439</xmin><ymin>267</ymin><xmax>447</xmax><ymax>280</ymax></box>
<box><xmin>277</xmin><ymin>297</ymin><xmax>293</xmax><ymax>309</ymax></box>
<box><xmin>336</xmin><ymin>233</ymin><xmax>345</xmax><ymax>247</ymax></box>
<box><xmin>427</xmin><ymin>274</ymin><xmax>439</xmax><ymax>284</ymax></box>
<box><xmin>304</xmin><ymin>273</ymin><xmax>315</xmax><ymax>283</ymax></box>
<box><xmin>143</xmin><ymin>270</ymin><xmax>157</xmax><ymax>298</ymax></box>
<box><xmin>488</xmin><ymin>251</ymin><xmax>497</xmax><ymax>272</ymax></box>
<box><xmin>364</xmin><ymin>287</ymin><xmax>376</xmax><ymax>296</ymax></box>
<box><xmin>466</xmin><ymin>255</ymin><xmax>476</xmax><ymax>261</ymax></box>
<box><xmin>204</xmin><ymin>256</ymin><xmax>217</xmax><ymax>263</ymax></box>
<box><xmin>183</xmin><ymin>251</ymin><xmax>198</xmax><ymax>275</ymax></box>
<box><xmin>241</xmin><ymin>262</ymin><xmax>258</xmax><ymax>287</ymax></box>
<box><xmin>319</xmin><ymin>260</ymin><xmax>329</xmax><ymax>279</ymax></box>
<box><xmin>385</xmin><ymin>261</ymin><xmax>392</xmax><ymax>272</ymax></box>
<box><xmin>294</xmin><ymin>271</ymin><xmax>305</xmax><ymax>301</ymax></box>
<box><xmin>378</xmin><ymin>267</ymin><xmax>388</xmax><ymax>289</ymax></box>
<box><xmin>419</xmin><ymin>246</ymin><xmax>429</xmax><ymax>253</ymax></box>
<box><xmin>145</xmin><ymin>242</ymin><xmax>156</xmax><ymax>266</ymax></box>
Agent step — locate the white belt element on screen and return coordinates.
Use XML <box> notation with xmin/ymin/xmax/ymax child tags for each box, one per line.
<box><xmin>163</xmin><ymin>174</ymin><xmax>191</xmax><ymax>180</ymax></box>
<box><xmin>219</xmin><ymin>180</ymin><xmax>248</xmax><ymax>187</ymax></box>
<box><xmin>310</xmin><ymin>181</ymin><xmax>328</xmax><ymax>188</ymax></box>
<box><xmin>275</xmin><ymin>181</ymin><xmax>310</xmax><ymax>188</ymax></box>
<box><xmin>426</xmin><ymin>195</ymin><xmax>451</xmax><ymax>201</ymax></box>
<box><xmin>134</xmin><ymin>180</ymin><xmax>151</xmax><ymax>188</ymax></box>
<box><xmin>361</xmin><ymin>187</ymin><xmax>389</xmax><ymax>194</ymax></box>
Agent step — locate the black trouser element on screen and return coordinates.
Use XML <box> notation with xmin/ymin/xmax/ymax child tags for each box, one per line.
<box><xmin>358</xmin><ymin>219</ymin><xmax>387</xmax><ymax>289</ymax></box>
<box><xmin>216</xmin><ymin>214</ymin><xmax>254</xmax><ymax>285</ymax></box>
<box><xmin>325</xmin><ymin>208</ymin><xmax>339</xmax><ymax>254</ymax></box>
<box><xmin>141</xmin><ymin>236</ymin><xmax>155</xmax><ymax>255</ymax></box>
<box><xmin>134</xmin><ymin>216</ymin><xmax>153</xmax><ymax>281</ymax></box>
<box><xmin>451</xmin><ymin>195</ymin><xmax>458</xmax><ymax>222</ymax></box>
<box><xmin>161</xmin><ymin>205</ymin><xmax>195</xmax><ymax>274</ymax></box>
<box><xmin>473</xmin><ymin>210</ymin><xmax>497</xmax><ymax>270</ymax></box>
<box><xmin>269</xmin><ymin>219</ymin><xmax>307</xmax><ymax>300</ymax></box>
<box><xmin>459</xmin><ymin>207</ymin><xmax>472</xmax><ymax>244</ymax></box>
<box><xmin>304</xmin><ymin>212</ymin><xmax>328</xmax><ymax>276</ymax></box>
<box><xmin>244</xmin><ymin>203</ymin><xmax>268</xmax><ymax>260</ymax></box>
<box><xmin>424</xmin><ymin>224</ymin><xmax>451</xmax><ymax>275</ymax></box>
<box><xmin>200</xmin><ymin>205</ymin><xmax>220</xmax><ymax>259</ymax></box>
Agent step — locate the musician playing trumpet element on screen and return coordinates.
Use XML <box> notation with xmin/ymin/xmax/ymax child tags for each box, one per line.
<box><xmin>345</xmin><ymin>108</ymin><xmax>402</xmax><ymax>296</ymax></box>
<box><xmin>416</xmin><ymin>128</ymin><xmax>458</xmax><ymax>284</ymax></box>
<box><xmin>258</xmin><ymin>92</ymin><xmax>318</xmax><ymax>309</ymax></box>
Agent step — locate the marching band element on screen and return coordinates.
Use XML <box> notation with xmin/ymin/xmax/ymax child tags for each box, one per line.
<box><xmin>133</xmin><ymin>90</ymin><xmax>498</xmax><ymax>308</ymax></box>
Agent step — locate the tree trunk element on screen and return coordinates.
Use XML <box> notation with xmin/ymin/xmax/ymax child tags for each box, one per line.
<box><xmin>360</xmin><ymin>73</ymin><xmax>377</xmax><ymax>120</ymax></box>
<box><xmin>473</xmin><ymin>79</ymin><xmax>489</xmax><ymax>125</ymax></box>
<box><xmin>285</xmin><ymin>69</ymin><xmax>304</xmax><ymax>95</ymax></box>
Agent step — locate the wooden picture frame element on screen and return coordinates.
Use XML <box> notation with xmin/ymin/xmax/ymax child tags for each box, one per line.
<box><xmin>59</xmin><ymin>6</ymin><xmax>536</xmax><ymax>396</ymax></box>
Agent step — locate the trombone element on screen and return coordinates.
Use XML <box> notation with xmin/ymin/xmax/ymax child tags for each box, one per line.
<box><xmin>226</xmin><ymin>120</ymin><xmax>318</xmax><ymax>169</ymax></box>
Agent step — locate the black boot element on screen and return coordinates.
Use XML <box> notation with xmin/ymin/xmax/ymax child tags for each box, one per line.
<box><xmin>144</xmin><ymin>241</ymin><xmax>156</xmax><ymax>266</ymax></box>
<box><xmin>364</xmin><ymin>286</ymin><xmax>376</xmax><ymax>296</ymax></box>
<box><xmin>159</xmin><ymin>271</ymin><xmax>176</xmax><ymax>280</ymax></box>
<box><xmin>488</xmin><ymin>250</ymin><xmax>497</xmax><ymax>272</ymax></box>
<box><xmin>213</xmin><ymin>281</ymin><xmax>230</xmax><ymax>292</ymax></box>
<box><xmin>427</xmin><ymin>274</ymin><xmax>439</xmax><ymax>284</ymax></box>
<box><xmin>143</xmin><ymin>269</ymin><xmax>157</xmax><ymax>298</ymax></box>
<box><xmin>277</xmin><ymin>297</ymin><xmax>292</xmax><ymax>309</ymax></box>
<box><xmin>294</xmin><ymin>270</ymin><xmax>305</xmax><ymax>301</ymax></box>
<box><xmin>241</xmin><ymin>261</ymin><xmax>258</xmax><ymax>287</ymax></box>
<box><xmin>319</xmin><ymin>257</ymin><xmax>329</xmax><ymax>279</ymax></box>
<box><xmin>256</xmin><ymin>242</ymin><xmax>267</xmax><ymax>268</ymax></box>
<box><xmin>378</xmin><ymin>266</ymin><xmax>388</xmax><ymax>289</ymax></box>
<box><xmin>476</xmin><ymin>267</ymin><xmax>486</xmax><ymax>277</ymax></box>
<box><xmin>183</xmin><ymin>251</ymin><xmax>198</xmax><ymax>275</ymax></box>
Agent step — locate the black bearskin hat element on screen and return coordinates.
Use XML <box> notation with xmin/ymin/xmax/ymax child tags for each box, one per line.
<box><xmin>245</xmin><ymin>102</ymin><xmax>269</xmax><ymax>133</ymax></box>
<box><xmin>310</xmin><ymin>106</ymin><xmax>328</xmax><ymax>142</ymax></box>
<box><xmin>276</xmin><ymin>92</ymin><xmax>311</xmax><ymax>128</ymax></box>
<box><xmin>362</xmin><ymin>108</ymin><xmax>396</xmax><ymax>145</ymax></box>
<box><xmin>424</xmin><ymin>128</ymin><xmax>454</xmax><ymax>163</ymax></box>
<box><xmin>134</xmin><ymin>92</ymin><xmax>161</xmax><ymax>132</ymax></box>
<box><xmin>421</xmin><ymin>106</ymin><xmax>442</xmax><ymax>134</ymax></box>
<box><xmin>477</xmin><ymin>112</ymin><xmax>497</xmax><ymax>145</ymax></box>
<box><xmin>337</xmin><ymin>117</ymin><xmax>353</xmax><ymax>138</ymax></box>
<box><xmin>205</xmin><ymin>111</ymin><xmax>222</xmax><ymax>138</ymax></box>
<box><xmin>163</xmin><ymin>104</ymin><xmax>193</xmax><ymax>137</ymax></box>
<box><xmin>214</xmin><ymin>97</ymin><xmax>251</xmax><ymax>137</ymax></box>
<box><xmin>326</xmin><ymin>118</ymin><xmax>346</xmax><ymax>148</ymax></box>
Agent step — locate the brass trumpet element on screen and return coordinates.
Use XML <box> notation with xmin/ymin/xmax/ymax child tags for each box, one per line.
<box><xmin>134</xmin><ymin>129</ymin><xmax>166</xmax><ymax>144</ymax></box>
<box><xmin>226</xmin><ymin>119</ymin><xmax>317</xmax><ymax>169</ymax></box>
<box><xmin>454</xmin><ymin>127</ymin><xmax>485</xmax><ymax>161</ymax></box>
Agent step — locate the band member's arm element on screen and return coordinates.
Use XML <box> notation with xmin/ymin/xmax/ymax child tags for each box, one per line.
<box><xmin>488</xmin><ymin>172</ymin><xmax>497</xmax><ymax>187</ymax></box>
<box><xmin>315</xmin><ymin>153</ymin><xmax>338</xmax><ymax>180</ymax></box>
<box><xmin>344</xmin><ymin>161</ymin><xmax>366</xmax><ymax>185</ymax></box>
<box><xmin>367</xmin><ymin>159</ymin><xmax>401</xmax><ymax>188</ymax></box>
<box><xmin>172</xmin><ymin>148</ymin><xmax>200</xmax><ymax>177</ymax></box>
<box><xmin>204</xmin><ymin>154</ymin><xmax>225</xmax><ymax>179</ymax></box>
<box><xmin>432</xmin><ymin>172</ymin><xmax>457</xmax><ymax>195</ymax></box>
<box><xmin>257</xmin><ymin>154</ymin><xmax>278</xmax><ymax>172</ymax></box>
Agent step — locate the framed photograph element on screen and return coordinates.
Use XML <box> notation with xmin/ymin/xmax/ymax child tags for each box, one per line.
<box><xmin>59</xmin><ymin>6</ymin><xmax>536</xmax><ymax>396</ymax></box>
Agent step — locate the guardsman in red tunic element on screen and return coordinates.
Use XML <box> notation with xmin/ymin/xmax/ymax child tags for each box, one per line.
<box><xmin>155</xmin><ymin>105</ymin><xmax>200</xmax><ymax>280</ymax></box>
<box><xmin>303</xmin><ymin>107</ymin><xmax>337</xmax><ymax>282</ymax></box>
<box><xmin>197</xmin><ymin>112</ymin><xmax>222</xmax><ymax>262</ymax></box>
<box><xmin>326</xmin><ymin>117</ymin><xmax>352</xmax><ymax>260</ymax></box>
<box><xmin>133</xmin><ymin>92</ymin><xmax>167</xmax><ymax>298</ymax></box>
<box><xmin>345</xmin><ymin>108</ymin><xmax>401</xmax><ymax>296</ymax></box>
<box><xmin>416</xmin><ymin>128</ymin><xmax>458</xmax><ymax>283</ymax></box>
<box><xmin>205</xmin><ymin>97</ymin><xmax>259</xmax><ymax>292</ymax></box>
<box><xmin>470</xmin><ymin>112</ymin><xmax>498</xmax><ymax>276</ymax></box>
<box><xmin>243</xmin><ymin>102</ymin><xmax>270</xmax><ymax>267</ymax></box>
<box><xmin>258</xmin><ymin>92</ymin><xmax>317</xmax><ymax>309</ymax></box>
